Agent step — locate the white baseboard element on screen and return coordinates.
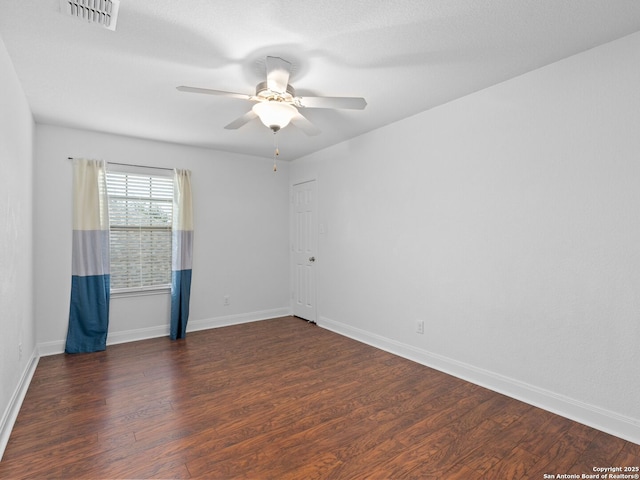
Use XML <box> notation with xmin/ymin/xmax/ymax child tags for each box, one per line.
<box><xmin>187</xmin><ymin>307</ymin><xmax>292</xmax><ymax>332</ymax></box>
<box><xmin>37</xmin><ymin>307</ymin><xmax>293</xmax><ymax>356</ymax></box>
<box><xmin>318</xmin><ymin>315</ymin><xmax>640</xmax><ymax>445</ymax></box>
<box><xmin>0</xmin><ymin>351</ymin><xmax>39</xmax><ymax>461</ymax></box>
<box><xmin>37</xmin><ymin>339</ymin><xmax>66</xmax><ymax>357</ymax></box>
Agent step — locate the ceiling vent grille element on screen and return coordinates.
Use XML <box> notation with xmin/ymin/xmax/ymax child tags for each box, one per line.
<box><xmin>59</xmin><ymin>0</ymin><xmax>120</xmax><ymax>31</ymax></box>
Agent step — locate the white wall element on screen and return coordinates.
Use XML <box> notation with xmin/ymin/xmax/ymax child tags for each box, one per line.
<box><xmin>0</xmin><ymin>35</ymin><xmax>36</xmax><ymax>458</ymax></box>
<box><xmin>35</xmin><ymin>125</ymin><xmax>291</xmax><ymax>353</ymax></box>
<box><xmin>292</xmin><ymin>31</ymin><xmax>640</xmax><ymax>442</ymax></box>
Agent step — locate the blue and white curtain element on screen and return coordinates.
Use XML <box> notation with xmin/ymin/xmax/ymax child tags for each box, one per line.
<box><xmin>170</xmin><ymin>169</ymin><xmax>193</xmax><ymax>340</ymax></box>
<box><xmin>65</xmin><ymin>159</ymin><xmax>110</xmax><ymax>353</ymax></box>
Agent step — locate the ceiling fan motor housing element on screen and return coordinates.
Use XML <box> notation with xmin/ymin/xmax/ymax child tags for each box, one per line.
<box><xmin>255</xmin><ymin>81</ymin><xmax>296</xmax><ymax>102</ymax></box>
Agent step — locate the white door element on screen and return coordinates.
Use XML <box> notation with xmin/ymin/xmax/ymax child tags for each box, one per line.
<box><xmin>292</xmin><ymin>180</ymin><xmax>317</xmax><ymax>322</ymax></box>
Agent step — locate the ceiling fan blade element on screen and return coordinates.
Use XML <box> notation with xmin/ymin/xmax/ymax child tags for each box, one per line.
<box><xmin>266</xmin><ymin>56</ymin><xmax>291</xmax><ymax>94</ymax></box>
<box><xmin>297</xmin><ymin>95</ymin><xmax>367</xmax><ymax>110</ymax></box>
<box><xmin>224</xmin><ymin>110</ymin><xmax>258</xmax><ymax>130</ymax></box>
<box><xmin>290</xmin><ymin>112</ymin><xmax>321</xmax><ymax>136</ymax></box>
<box><xmin>177</xmin><ymin>86</ymin><xmax>254</xmax><ymax>101</ymax></box>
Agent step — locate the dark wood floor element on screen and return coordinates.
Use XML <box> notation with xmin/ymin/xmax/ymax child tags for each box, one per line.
<box><xmin>1</xmin><ymin>316</ymin><xmax>638</xmax><ymax>479</ymax></box>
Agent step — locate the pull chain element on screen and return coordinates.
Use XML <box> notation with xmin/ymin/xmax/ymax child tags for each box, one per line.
<box><xmin>273</xmin><ymin>131</ymin><xmax>279</xmax><ymax>172</ymax></box>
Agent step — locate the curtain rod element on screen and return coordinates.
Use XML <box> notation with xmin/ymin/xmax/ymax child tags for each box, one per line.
<box><xmin>67</xmin><ymin>157</ymin><xmax>174</xmax><ymax>172</ymax></box>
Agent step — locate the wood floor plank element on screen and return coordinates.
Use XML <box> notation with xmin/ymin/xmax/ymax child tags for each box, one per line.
<box><xmin>480</xmin><ymin>446</ymin><xmax>540</xmax><ymax>479</ymax></box>
<box><xmin>388</xmin><ymin>418</ymin><xmax>503</xmax><ymax>478</ymax></box>
<box><xmin>625</xmin><ymin>441</ymin><xmax>640</xmax><ymax>457</ymax></box>
<box><xmin>517</xmin><ymin>413</ymin><xmax>574</xmax><ymax>457</ymax></box>
<box><xmin>570</xmin><ymin>430</ymin><xmax>628</xmax><ymax>473</ymax></box>
<box><xmin>0</xmin><ymin>316</ymin><xmax>636</xmax><ymax>479</ymax></box>
<box><xmin>520</xmin><ymin>438</ymin><xmax>583</xmax><ymax>479</ymax></box>
<box><xmin>443</xmin><ymin>464</ymin><xmax>484</xmax><ymax>479</ymax></box>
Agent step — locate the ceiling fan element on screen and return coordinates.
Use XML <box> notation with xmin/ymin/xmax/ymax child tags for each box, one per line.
<box><xmin>177</xmin><ymin>56</ymin><xmax>367</xmax><ymax>136</ymax></box>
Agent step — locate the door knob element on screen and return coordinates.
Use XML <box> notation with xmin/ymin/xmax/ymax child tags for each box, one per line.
<box><xmin>309</xmin><ymin>256</ymin><xmax>316</xmax><ymax>263</ymax></box>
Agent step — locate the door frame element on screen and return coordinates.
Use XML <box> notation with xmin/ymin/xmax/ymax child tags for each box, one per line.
<box><xmin>290</xmin><ymin>176</ymin><xmax>319</xmax><ymax>323</ymax></box>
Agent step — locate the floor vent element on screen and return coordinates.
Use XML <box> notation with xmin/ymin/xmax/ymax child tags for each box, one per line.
<box><xmin>59</xmin><ymin>0</ymin><xmax>120</xmax><ymax>31</ymax></box>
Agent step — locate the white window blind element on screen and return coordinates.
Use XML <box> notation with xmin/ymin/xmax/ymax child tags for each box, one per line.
<box><xmin>106</xmin><ymin>171</ymin><xmax>173</xmax><ymax>291</ymax></box>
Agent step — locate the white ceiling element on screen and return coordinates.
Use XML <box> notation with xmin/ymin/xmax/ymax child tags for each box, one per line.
<box><xmin>2</xmin><ymin>1</ymin><xmax>640</xmax><ymax>161</ymax></box>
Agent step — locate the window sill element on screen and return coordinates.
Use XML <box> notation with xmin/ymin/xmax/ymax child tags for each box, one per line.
<box><xmin>111</xmin><ymin>286</ymin><xmax>171</xmax><ymax>298</ymax></box>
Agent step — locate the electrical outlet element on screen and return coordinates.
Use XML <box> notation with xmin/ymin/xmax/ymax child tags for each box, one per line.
<box><xmin>224</xmin><ymin>295</ymin><xmax>230</xmax><ymax>306</ymax></box>
<box><xmin>416</xmin><ymin>320</ymin><xmax>424</xmax><ymax>334</ymax></box>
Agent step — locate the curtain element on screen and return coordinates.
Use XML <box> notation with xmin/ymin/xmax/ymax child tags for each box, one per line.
<box><xmin>65</xmin><ymin>159</ymin><xmax>110</xmax><ymax>353</ymax></box>
<box><xmin>170</xmin><ymin>169</ymin><xmax>193</xmax><ymax>340</ymax></box>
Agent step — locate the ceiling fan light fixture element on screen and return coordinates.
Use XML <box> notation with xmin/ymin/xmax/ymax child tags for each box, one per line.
<box><xmin>252</xmin><ymin>101</ymin><xmax>297</xmax><ymax>131</ymax></box>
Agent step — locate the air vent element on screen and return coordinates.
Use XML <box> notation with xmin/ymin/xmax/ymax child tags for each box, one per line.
<box><xmin>59</xmin><ymin>0</ymin><xmax>120</xmax><ymax>31</ymax></box>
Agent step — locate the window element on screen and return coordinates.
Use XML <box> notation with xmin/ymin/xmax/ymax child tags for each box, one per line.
<box><xmin>106</xmin><ymin>171</ymin><xmax>173</xmax><ymax>292</ymax></box>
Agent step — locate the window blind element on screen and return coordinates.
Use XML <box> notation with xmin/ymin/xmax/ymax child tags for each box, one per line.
<box><xmin>106</xmin><ymin>172</ymin><xmax>173</xmax><ymax>291</ymax></box>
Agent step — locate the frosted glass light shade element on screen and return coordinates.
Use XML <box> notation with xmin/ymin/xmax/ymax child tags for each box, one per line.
<box><xmin>252</xmin><ymin>102</ymin><xmax>297</xmax><ymax>130</ymax></box>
